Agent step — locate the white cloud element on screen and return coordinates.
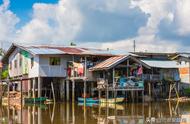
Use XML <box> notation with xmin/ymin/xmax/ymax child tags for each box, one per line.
<box><xmin>16</xmin><ymin>0</ymin><xmax>83</xmax><ymax>45</ymax></box>
<box><xmin>0</xmin><ymin>0</ymin><xmax>190</xmax><ymax>52</ymax></box>
<box><xmin>175</xmin><ymin>0</ymin><xmax>190</xmax><ymax>36</ymax></box>
<box><xmin>0</xmin><ymin>0</ymin><xmax>19</xmax><ymax>42</ymax></box>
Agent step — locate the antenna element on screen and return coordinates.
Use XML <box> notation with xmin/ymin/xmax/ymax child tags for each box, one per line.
<box><xmin>133</xmin><ymin>40</ymin><xmax>136</xmax><ymax>52</ymax></box>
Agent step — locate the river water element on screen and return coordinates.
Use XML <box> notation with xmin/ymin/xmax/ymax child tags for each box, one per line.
<box><xmin>0</xmin><ymin>101</ymin><xmax>190</xmax><ymax>124</ymax></box>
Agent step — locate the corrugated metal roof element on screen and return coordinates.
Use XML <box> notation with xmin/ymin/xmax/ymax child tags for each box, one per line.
<box><xmin>179</xmin><ymin>53</ymin><xmax>190</xmax><ymax>58</ymax></box>
<box><xmin>141</xmin><ymin>59</ymin><xmax>179</xmax><ymax>68</ymax></box>
<box><xmin>90</xmin><ymin>55</ymin><xmax>129</xmax><ymax>71</ymax></box>
<box><xmin>27</xmin><ymin>48</ymin><xmax>64</xmax><ymax>54</ymax></box>
<box><xmin>21</xmin><ymin>45</ymin><xmax>127</xmax><ymax>56</ymax></box>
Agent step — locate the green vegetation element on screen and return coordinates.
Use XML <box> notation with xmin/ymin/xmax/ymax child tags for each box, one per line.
<box><xmin>70</xmin><ymin>42</ymin><xmax>76</xmax><ymax>46</ymax></box>
<box><xmin>184</xmin><ymin>88</ymin><xmax>190</xmax><ymax>96</ymax></box>
<box><xmin>1</xmin><ymin>68</ymin><xmax>8</xmax><ymax>79</ymax></box>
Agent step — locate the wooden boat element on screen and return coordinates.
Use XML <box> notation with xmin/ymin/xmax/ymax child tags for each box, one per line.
<box><xmin>24</xmin><ymin>97</ymin><xmax>47</xmax><ymax>104</ymax></box>
<box><xmin>100</xmin><ymin>103</ymin><xmax>125</xmax><ymax>110</ymax></box>
<box><xmin>100</xmin><ymin>97</ymin><xmax>125</xmax><ymax>104</ymax></box>
<box><xmin>25</xmin><ymin>103</ymin><xmax>48</xmax><ymax>109</ymax></box>
<box><xmin>78</xmin><ymin>102</ymin><xmax>99</xmax><ymax>107</ymax></box>
<box><xmin>44</xmin><ymin>99</ymin><xmax>54</xmax><ymax>104</ymax></box>
<box><xmin>78</xmin><ymin>97</ymin><xmax>99</xmax><ymax>103</ymax></box>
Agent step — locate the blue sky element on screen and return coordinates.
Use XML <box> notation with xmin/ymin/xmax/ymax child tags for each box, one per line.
<box><xmin>0</xmin><ymin>0</ymin><xmax>190</xmax><ymax>52</ymax></box>
<box><xmin>8</xmin><ymin>0</ymin><xmax>58</xmax><ymax>27</ymax></box>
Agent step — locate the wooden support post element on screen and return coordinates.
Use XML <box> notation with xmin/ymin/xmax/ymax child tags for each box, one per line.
<box><xmin>148</xmin><ymin>82</ymin><xmax>151</xmax><ymax>98</ymax></box>
<box><xmin>60</xmin><ymin>79</ymin><xmax>65</xmax><ymax>101</ymax></box>
<box><xmin>106</xmin><ymin>79</ymin><xmax>109</xmax><ymax>103</ymax></box>
<box><xmin>169</xmin><ymin>83</ymin><xmax>172</xmax><ymax>100</ymax></box>
<box><xmin>84</xmin><ymin>79</ymin><xmax>86</xmax><ymax>104</ymax></box>
<box><xmin>32</xmin><ymin>105</ymin><xmax>35</xmax><ymax>124</ymax></box>
<box><xmin>20</xmin><ymin>78</ymin><xmax>23</xmax><ymax>123</ymax></box>
<box><xmin>112</xmin><ymin>68</ymin><xmax>115</xmax><ymax>88</ymax></box>
<box><xmin>174</xmin><ymin>84</ymin><xmax>179</xmax><ymax>99</ymax></box>
<box><xmin>72</xmin><ymin>102</ymin><xmax>75</xmax><ymax>124</ymax></box>
<box><xmin>38</xmin><ymin>77</ymin><xmax>41</xmax><ymax>97</ymax></box>
<box><xmin>28</xmin><ymin>106</ymin><xmax>31</xmax><ymax>124</ymax></box>
<box><xmin>131</xmin><ymin>91</ymin><xmax>134</xmax><ymax>103</ymax></box>
<box><xmin>33</xmin><ymin>78</ymin><xmax>36</xmax><ymax>104</ymax></box>
<box><xmin>21</xmin><ymin>79</ymin><xmax>23</xmax><ymax>105</ymax></box>
<box><xmin>51</xmin><ymin>82</ymin><xmax>56</xmax><ymax>103</ymax></box>
<box><xmin>72</xmin><ymin>80</ymin><xmax>75</xmax><ymax>102</ymax></box>
<box><xmin>98</xmin><ymin>90</ymin><xmax>101</xmax><ymax>100</ymax></box>
<box><xmin>28</xmin><ymin>79</ymin><xmax>31</xmax><ymax>97</ymax></box>
<box><xmin>66</xmin><ymin>80</ymin><xmax>70</xmax><ymax>101</ymax></box>
<box><xmin>127</xmin><ymin>60</ymin><xmax>129</xmax><ymax>77</ymax></box>
<box><xmin>66</xmin><ymin>102</ymin><xmax>70</xmax><ymax>124</ymax></box>
<box><xmin>33</xmin><ymin>78</ymin><xmax>36</xmax><ymax>98</ymax></box>
<box><xmin>7</xmin><ymin>79</ymin><xmax>10</xmax><ymax>106</ymax></box>
<box><xmin>38</xmin><ymin>107</ymin><xmax>42</xmax><ymax>124</ymax></box>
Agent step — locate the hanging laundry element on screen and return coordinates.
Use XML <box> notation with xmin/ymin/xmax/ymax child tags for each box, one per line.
<box><xmin>137</xmin><ymin>65</ymin><xmax>143</xmax><ymax>75</ymax></box>
<box><xmin>73</xmin><ymin>62</ymin><xmax>84</xmax><ymax>76</ymax></box>
<box><xmin>78</xmin><ymin>63</ymin><xmax>84</xmax><ymax>76</ymax></box>
<box><xmin>67</xmin><ymin>68</ymin><xmax>71</xmax><ymax>77</ymax></box>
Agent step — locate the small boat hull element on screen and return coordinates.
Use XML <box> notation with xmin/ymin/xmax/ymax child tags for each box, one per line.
<box><xmin>78</xmin><ymin>97</ymin><xmax>99</xmax><ymax>103</ymax></box>
<box><xmin>24</xmin><ymin>97</ymin><xmax>47</xmax><ymax>104</ymax></box>
<box><xmin>100</xmin><ymin>97</ymin><xmax>124</xmax><ymax>104</ymax></box>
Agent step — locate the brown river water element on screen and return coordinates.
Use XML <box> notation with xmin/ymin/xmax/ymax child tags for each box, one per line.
<box><xmin>0</xmin><ymin>101</ymin><xmax>190</xmax><ymax>124</ymax></box>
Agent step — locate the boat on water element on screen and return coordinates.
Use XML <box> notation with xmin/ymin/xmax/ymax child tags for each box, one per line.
<box><xmin>99</xmin><ymin>103</ymin><xmax>125</xmax><ymax>110</ymax></box>
<box><xmin>24</xmin><ymin>97</ymin><xmax>47</xmax><ymax>104</ymax></box>
<box><xmin>78</xmin><ymin>97</ymin><xmax>99</xmax><ymax>103</ymax></box>
<box><xmin>100</xmin><ymin>97</ymin><xmax>125</xmax><ymax>104</ymax></box>
<box><xmin>78</xmin><ymin>102</ymin><xmax>99</xmax><ymax>107</ymax></box>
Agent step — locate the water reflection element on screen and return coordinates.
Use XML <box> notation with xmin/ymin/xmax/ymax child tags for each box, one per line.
<box><xmin>0</xmin><ymin>101</ymin><xmax>190</xmax><ymax>124</ymax></box>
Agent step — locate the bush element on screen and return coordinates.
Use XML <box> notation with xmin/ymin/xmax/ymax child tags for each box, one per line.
<box><xmin>1</xmin><ymin>69</ymin><xmax>8</xmax><ymax>79</ymax></box>
<box><xmin>184</xmin><ymin>88</ymin><xmax>190</xmax><ymax>96</ymax></box>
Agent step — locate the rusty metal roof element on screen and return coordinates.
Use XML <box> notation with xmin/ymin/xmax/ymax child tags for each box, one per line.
<box><xmin>20</xmin><ymin>45</ymin><xmax>127</xmax><ymax>56</ymax></box>
<box><xmin>90</xmin><ymin>55</ymin><xmax>129</xmax><ymax>71</ymax></box>
<box><xmin>1</xmin><ymin>43</ymin><xmax>130</xmax><ymax>63</ymax></box>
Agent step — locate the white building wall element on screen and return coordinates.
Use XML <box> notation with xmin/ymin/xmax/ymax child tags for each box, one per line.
<box><xmin>28</xmin><ymin>55</ymin><xmax>39</xmax><ymax>78</ymax></box>
<box><xmin>9</xmin><ymin>48</ymin><xmax>22</xmax><ymax>77</ymax></box>
<box><xmin>8</xmin><ymin>48</ymin><xmax>96</xmax><ymax>80</ymax></box>
<box><xmin>38</xmin><ymin>55</ymin><xmax>72</xmax><ymax>77</ymax></box>
<box><xmin>178</xmin><ymin>61</ymin><xmax>190</xmax><ymax>84</ymax></box>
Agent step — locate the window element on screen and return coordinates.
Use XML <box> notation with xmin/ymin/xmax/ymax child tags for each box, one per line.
<box><xmin>49</xmin><ymin>57</ymin><xmax>61</xmax><ymax>65</ymax></box>
<box><xmin>31</xmin><ymin>57</ymin><xmax>34</xmax><ymax>68</ymax></box>
<box><xmin>14</xmin><ymin>60</ymin><xmax>17</xmax><ymax>68</ymax></box>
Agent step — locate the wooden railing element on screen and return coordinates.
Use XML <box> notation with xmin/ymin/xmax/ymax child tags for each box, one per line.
<box><xmin>142</xmin><ymin>74</ymin><xmax>161</xmax><ymax>81</ymax></box>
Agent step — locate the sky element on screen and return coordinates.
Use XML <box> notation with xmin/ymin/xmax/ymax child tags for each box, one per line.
<box><xmin>0</xmin><ymin>0</ymin><xmax>190</xmax><ymax>52</ymax></box>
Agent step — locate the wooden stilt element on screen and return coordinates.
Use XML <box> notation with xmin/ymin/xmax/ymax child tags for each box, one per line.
<box><xmin>20</xmin><ymin>78</ymin><xmax>23</xmax><ymax>123</ymax></box>
<box><xmin>148</xmin><ymin>82</ymin><xmax>151</xmax><ymax>98</ymax></box>
<box><xmin>66</xmin><ymin>80</ymin><xmax>69</xmax><ymax>101</ymax></box>
<box><xmin>169</xmin><ymin>83</ymin><xmax>172</xmax><ymax>100</ymax></box>
<box><xmin>33</xmin><ymin>78</ymin><xmax>36</xmax><ymax>104</ymax></box>
<box><xmin>28</xmin><ymin>79</ymin><xmax>31</xmax><ymax>97</ymax></box>
<box><xmin>72</xmin><ymin>79</ymin><xmax>75</xmax><ymax>102</ymax></box>
<box><xmin>51</xmin><ymin>82</ymin><xmax>56</xmax><ymax>103</ymax></box>
<box><xmin>28</xmin><ymin>106</ymin><xmax>31</xmax><ymax>124</ymax></box>
<box><xmin>174</xmin><ymin>84</ymin><xmax>179</xmax><ymax>99</ymax></box>
<box><xmin>38</xmin><ymin>77</ymin><xmax>41</xmax><ymax>97</ymax></box>
<box><xmin>7</xmin><ymin>79</ymin><xmax>10</xmax><ymax>106</ymax></box>
<box><xmin>21</xmin><ymin>79</ymin><xmax>23</xmax><ymax>105</ymax></box>
<box><xmin>61</xmin><ymin>79</ymin><xmax>65</xmax><ymax>101</ymax></box>
<box><xmin>32</xmin><ymin>105</ymin><xmax>35</xmax><ymax>124</ymax></box>
<box><xmin>38</xmin><ymin>107</ymin><xmax>42</xmax><ymax>124</ymax></box>
<box><xmin>98</xmin><ymin>90</ymin><xmax>101</xmax><ymax>101</ymax></box>
<box><xmin>83</xmin><ymin>79</ymin><xmax>86</xmax><ymax>104</ymax></box>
